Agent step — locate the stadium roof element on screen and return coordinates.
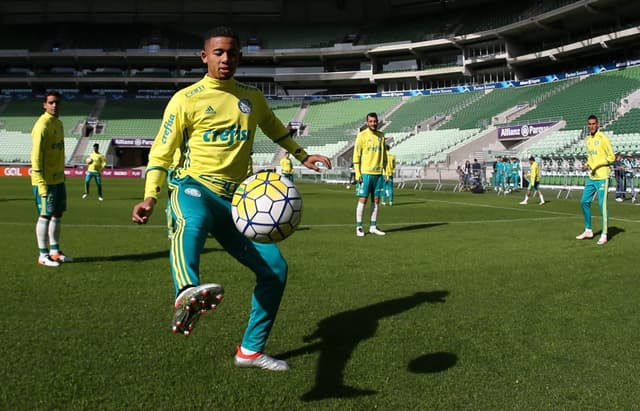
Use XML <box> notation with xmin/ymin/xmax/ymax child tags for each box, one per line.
<box><xmin>0</xmin><ymin>0</ymin><xmax>513</xmax><ymax>24</ymax></box>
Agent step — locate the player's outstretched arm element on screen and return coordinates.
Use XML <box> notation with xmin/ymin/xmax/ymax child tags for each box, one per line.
<box><xmin>132</xmin><ymin>197</ymin><xmax>157</xmax><ymax>224</ymax></box>
<box><xmin>302</xmin><ymin>154</ymin><xmax>332</xmax><ymax>172</ymax></box>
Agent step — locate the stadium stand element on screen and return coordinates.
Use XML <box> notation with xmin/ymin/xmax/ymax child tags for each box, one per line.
<box><xmin>392</xmin><ymin>128</ymin><xmax>481</xmax><ymax>164</ymax></box>
<box><xmin>253</xmin><ymin>97</ymin><xmax>403</xmax><ymax>165</ymax></box>
<box><xmin>0</xmin><ymin>97</ymin><xmax>97</xmax><ymax>163</ymax></box>
<box><xmin>253</xmin><ymin>106</ymin><xmax>301</xmax><ymax>162</ymax></box>
<box><xmin>607</xmin><ymin>107</ymin><xmax>640</xmax><ymax>135</ymax></box>
<box><xmin>0</xmin><ymin>0</ymin><xmax>639</xmax><ymax>184</ymax></box>
<box><xmin>384</xmin><ymin>93</ymin><xmax>478</xmax><ymax>133</ymax></box>
<box><xmin>0</xmin><ymin>131</ymin><xmax>32</xmax><ymax>163</ymax></box>
<box><xmin>512</xmin><ymin>67</ymin><xmax>640</xmax><ymax>130</ymax></box>
<box><xmin>518</xmin><ymin>129</ymin><xmax>583</xmax><ymax>159</ymax></box>
<box><xmin>442</xmin><ymin>80</ymin><xmax>576</xmax><ymax>130</ymax></box>
<box><xmin>98</xmin><ymin>99</ymin><xmax>167</xmax><ymax>138</ymax></box>
<box><xmin>0</xmin><ymin>98</ymin><xmax>94</xmax><ymax>134</ymax></box>
<box><xmin>301</xmin><ymin>98</ymin><xmax>399</xmax><ymax>137</ymax></box>
<box><xmin>0</xmin><ymin>131</ymin><xmax>79</xmax><ymax>164</ymax></box>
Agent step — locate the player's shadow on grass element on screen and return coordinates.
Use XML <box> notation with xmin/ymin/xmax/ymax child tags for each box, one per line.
<box><xmin>0</xmin><ymin>198</ymin><xmax>32</xmax><ymax>202</ymax></box>
<box><xmin>383</xmin><ymin>200</ymin><xmax>427</xmax><ymax>207</ymax></box>
<box><xmin>72</xmin><ymin>247</ymin><xmax>223</xmax><ymax>263</ymax></box>
<box><xmin>408</xmin><ymin>351</ymin><xmax>457</xmax><ymax>373</ymax></box>
<box><xmin>384</xmin><ymin>222</ymin><xmax>447</xmax><ymax>233</ymax></box>
<box><xmin>276</xmin><ymin>290</ymin><xmax>449</xmax><ymax>402</ymax></box>
<box><xmin>605</xmin><ymin>225</ymin><xmax>624</xmax><ymax>240</ymax></box>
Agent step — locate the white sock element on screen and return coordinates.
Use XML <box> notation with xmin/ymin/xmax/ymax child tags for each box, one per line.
<box><xmin>370</xmin><ymin>202</ymin><xmax>379</xmax><ymax>225</ymax></box>
<box><xmin>240</xmin><ymin>346</ymin><xmax>258</xmax><ymax>356</ymax></box>
<box><xmin>539</xmin><ymin>194</ymin><xmax>544</xmax><ymax>202</ymax></box>
<box><xmin>523</xmin><ymin>196</ymin><xmax>529</xmax><ymax>202</ymax></box>
<box><xmin>356</xmin><ymin>202</ymin><xmax>365</xmax><ymax>226</ymax></box>
<box><xmin>36</xmin><ymin>217</ymin><xmax>49</xmax><ymax>254</ymax></box>
<box><xmin>49</xmin><ymin>216</ymin><xmax>61</xmax><ymax>252</ymax></box>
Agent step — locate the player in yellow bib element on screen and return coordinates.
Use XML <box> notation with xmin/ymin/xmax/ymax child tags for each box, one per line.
<box><xmin>131</xmin><ymin>26</ymin><xmax>331</xmax><ymax>371</ymax></box>
<box><xmin>83</xmin><ymin>143</ymin><xmax>107</xmax><ymax>201</ymax></box>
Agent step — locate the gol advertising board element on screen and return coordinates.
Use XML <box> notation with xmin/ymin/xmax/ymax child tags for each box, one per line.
<box><xmin>0</xmin><ymin>166</ymin><xmax>143</xmax><ymax>178</ymax></box>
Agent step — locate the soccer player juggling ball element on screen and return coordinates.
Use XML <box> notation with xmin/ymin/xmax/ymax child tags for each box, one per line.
<box><xmin>131</xmin><ymin>26</ymin><xmax>331</xmax><ymax>371</ymax></box>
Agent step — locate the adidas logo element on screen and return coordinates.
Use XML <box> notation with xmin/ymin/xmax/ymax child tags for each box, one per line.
<box><xmin>205</xmin><ymin>106</ymin><xmax>216</xmax><ymax>114</ymax></box>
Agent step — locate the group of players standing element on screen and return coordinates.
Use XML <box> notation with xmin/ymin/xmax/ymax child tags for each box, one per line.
<box><xmin>493</xmin><ymin>155</ymin><xmax>522</xmax><ymax>193</ymax></box>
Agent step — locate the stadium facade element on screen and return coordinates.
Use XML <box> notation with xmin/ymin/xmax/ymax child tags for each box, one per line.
<box><xmin>2</xmin><ymin>0</ymin><xmax>640</xmax><ymax>186</ymax></box>
<box><xmin>0</xmin><ymin>0</ymin><xmax>639</xmax><ymax>96</ymax></box>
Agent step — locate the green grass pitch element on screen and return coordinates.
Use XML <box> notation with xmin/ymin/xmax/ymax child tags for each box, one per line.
<box><xmin>1</xmin><ymin>176</ymin><xmax>639</xmax><ymax>410</ymax></box>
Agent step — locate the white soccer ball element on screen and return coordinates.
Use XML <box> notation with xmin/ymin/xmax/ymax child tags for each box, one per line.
<box><xmin>231</xmin><ymin>171</ymin><xmax>303</xmax><ymax>243</ymax></box>
<box><xmin>86</xmin><ymin>157</ymin><xmax>93</xmax><ymax>165</ymax></box>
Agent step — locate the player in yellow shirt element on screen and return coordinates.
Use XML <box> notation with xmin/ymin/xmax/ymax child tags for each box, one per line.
<box><xmin>82</xmin><ymin>143</ymin><xmax>107</xmax><ymax>201</ymax></box>
<box><xmin>30</xmin><ymin>91</ymin><xmax>73</xmax><ymax>266</ymax></box>
<box><xmin>519</xmin><ymin>156</ymin><xmax>545</xmax><ymax>205</ymax></box>
<box><xmin>381</xmin><ymin>144</ymin><xmax>396</xmax><ymax>206</ymax></box>
<box><xmin>279</xmin><ymin>151</ymin><xmax>294</xmax><ymax>182</ymax></box>
<box><xmin>131</xmin><ymin>27</ymin><xmax>331</xmax><ymax>371</ymax></box>
<box><xmin>353</xmin><ymin>112</ymin><xmax>387</xmax><ymax>236</ymax></box>
<box><xmin>575</xmin><ymin>115</ymin><xmax>615</xmax><ymax>245</ymax></box>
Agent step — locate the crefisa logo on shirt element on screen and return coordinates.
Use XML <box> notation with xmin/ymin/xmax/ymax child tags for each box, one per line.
<box><xmin>162</xmin><ymin>114</ymin><xmax>176</xmax><ymax>144</ymax></box>
<box><xmin>238</xmin><ymin>99</ymin><xmax>252</xmax><ymax>114</ymax></box>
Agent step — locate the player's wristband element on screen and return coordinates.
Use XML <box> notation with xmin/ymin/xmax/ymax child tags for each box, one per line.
<box><xmin>293</xmin><ymin>150</ymin><xmax>309</xmax><ymax>164</ymax></box>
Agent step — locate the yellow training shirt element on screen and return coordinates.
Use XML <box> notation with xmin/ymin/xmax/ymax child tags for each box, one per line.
<box><xmin>87</xmin><ymin>152</ymin><xmax>107</xmax><ymax>173</ymax></box>
<box><xmin>585</xmin><ymin>130</ymin><xmax>615</xmax><ymax>180</ymax></box>
<box><xmin>353</xmin><ymin>127</ymin><xmax>387</xmax><ymax>180</ymax></box>
<box><xmin>280</xmin><ymin>157</ymin><xmax>293</xmax><ymax>174</ymax></box>
<box><xmin>144</xmin><ymin>76</ymin><xmax>308</xmax><ymax>199</ymax></box>
<box><xmin>529</xmin><ymin>160</ymin><xmax>540</xmax><ymax>184</ymax></box>
<box><xmin>385</xmin><ymin>153</ymin><xmax>396</xmax><ymax>178</ymax></box>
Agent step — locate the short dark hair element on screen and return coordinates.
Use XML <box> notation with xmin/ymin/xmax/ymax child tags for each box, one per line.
<box><xmin>529</xmin><ymin>156</ymin><xmax>535</xmax><ymax>161</ymax></box>
<box><xmin>203</xmin><ymin>26</ymin><xmax>240</xmax><ymax>47</ymax></box>
<box><xmin>366</xmin><ymin>112</ymin><xmax>378</xmax><ymax>120</ymax></box>
<box><xmin>93</xmin><ymin>143</ymin><xmax>99</xmax><ymax>149</ymax></box>
<box><xmin>588</xmin><ymin>114</ymin><xmax>598</xmax><ymax>122</ymax></box>
<box><xmin>43</xmin><ymin>90</ymin><xmax>61</xmax><ymax>102</ymax></box>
